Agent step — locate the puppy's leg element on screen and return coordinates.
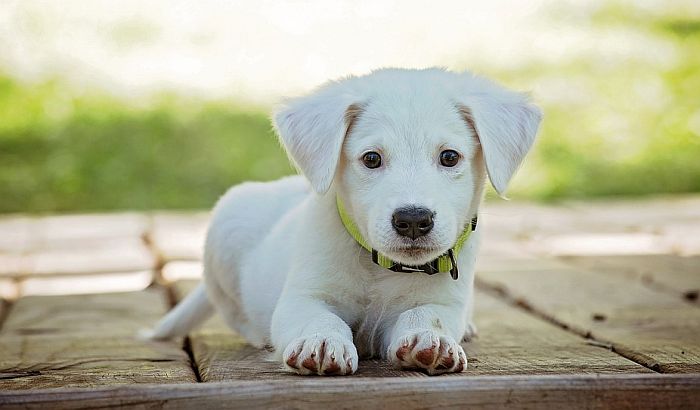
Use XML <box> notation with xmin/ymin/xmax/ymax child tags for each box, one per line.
<box><xmin>272</xmin><ymin>296</ymin><xmax>358</xmax><ymax>376</ymax></box>
<box><xmin>463</xmin><ymin>295</ymin><xmax>478</xmax><ymax>342</ymax></box>
<box><xmin>386</xmin><ymin>304</ymin><xmax>467</xmax><ymax>375</ymax></box>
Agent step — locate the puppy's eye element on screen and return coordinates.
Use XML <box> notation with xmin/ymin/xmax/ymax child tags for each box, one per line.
<box><xmin>362</xmin><ymin>151</ymin><xmax>382</xmax><ymax>169</ymax></box>
<box><xmin>439</xmin><ymin>150</ymin><xmax>460</xmax><ymax>167</ymax></box>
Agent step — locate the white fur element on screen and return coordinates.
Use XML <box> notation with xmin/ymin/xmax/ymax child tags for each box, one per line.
<box><xmin>140</xmin><ymin>282</ymin><xmax>213</xmax><ymax>340</ymax></box>
<box><xmin>147</xmin><ymin>68</ymin><xmax>541</xmax><ymax>375</ymax></box>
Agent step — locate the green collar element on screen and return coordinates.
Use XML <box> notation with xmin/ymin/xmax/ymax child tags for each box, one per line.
<box><xmin>336</xmin><ymin>197</ymin><xmax>477</xmax><ymax>280</ymax></box>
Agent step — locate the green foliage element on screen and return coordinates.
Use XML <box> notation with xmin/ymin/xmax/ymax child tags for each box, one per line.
<box><xmin>499</xmin><ymin>3</ymin><xmax>700</xmax><ymax>200</ymax></box>
<box><xmin>1</xmin><ymin>2</ymin><xmax>699</xmax><ymax>212</ymax></box>
<box><xmin>0</xmin><ymin>78</ymin><xmax>293</xmax><ymax>212</ymax></box>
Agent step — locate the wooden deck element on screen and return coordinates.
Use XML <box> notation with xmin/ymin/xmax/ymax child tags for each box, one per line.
<box><xmin>0</xmin><ymin>196</ymin><xmax>699</xmax><ymax>409</ymax></box>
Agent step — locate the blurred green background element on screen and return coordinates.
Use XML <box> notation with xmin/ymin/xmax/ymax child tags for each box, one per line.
<box><xmin>1</xmin><ymin>1</ymin><xmax>699</xmax><ymax>213</ymax></box>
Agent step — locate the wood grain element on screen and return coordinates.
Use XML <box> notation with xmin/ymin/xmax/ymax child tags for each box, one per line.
<box><xmin>478</xmin><ymin>265</ymin><xmax>700</xmax><ymax>373</ymax></box>
<box><xmin>0</xmin><ymin>287</ymin><xmax>197</xmax><ymax>389</ymax></box>
<box><xmin>559</xmin><ymin>254</ymin><xmax>699</xmax><ymax>302</ymax></box>
<box><xmin>0</xmin><ymin>334</ymin><xmax>196</xmax><ymax>390</ymax></box>
<box><xmin>172</xmin><ymin>280</ymin><xmax>648</xmax><ymax>381</ymax></box>
<box><xmin>466</xmin><ymin>290</ymin><xmax>649</xmax><ymax>375</ymax></box>
<box><xmin>2</xmin><ymin>288</ymin><xmax>167</xmax><ymax>336</ymax></box>
<box><xmin>1</xmin><ymin>374</ymin><xmax>698</xmax><ymax>410</ymax></box>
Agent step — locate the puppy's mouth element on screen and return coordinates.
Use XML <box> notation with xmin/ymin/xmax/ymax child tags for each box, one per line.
<box><xmin>392</xmin><ymin>245</ymin><xmax>439</xmax><ymax>255</ymax></box>
<box><xmin>382</xmin><ymin>242</ymin><xmax>445</xmax><ymax>265</ymax></box>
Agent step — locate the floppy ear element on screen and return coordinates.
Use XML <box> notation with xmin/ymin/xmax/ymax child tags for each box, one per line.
<box><xmin>457</xmin><ymin>87</ymin><xmax>542</xmax><ymax>197</ymax></box>
<box><xmin>273</xmin><ymin>84</ymin><xmax>362</xmax><ymax>194</ymax></box>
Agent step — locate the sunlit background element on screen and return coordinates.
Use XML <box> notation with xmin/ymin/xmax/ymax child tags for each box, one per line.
<box><xmin>1</xmin><ymin>0</ymin><xmax>699</xmax><ymax>213</ymax></box>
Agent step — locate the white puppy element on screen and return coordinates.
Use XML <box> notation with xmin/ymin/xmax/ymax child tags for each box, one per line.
<box><xmin>147</xmin><ymin>68</ymin><xmax>541</xmax><ymax>375</ymax></box>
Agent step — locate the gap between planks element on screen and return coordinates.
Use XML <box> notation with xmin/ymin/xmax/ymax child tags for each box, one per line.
<box><xmin>0</xmin><ymin>287</ymin><xmax>198</xmax><ymax>389</ymax></box>
<box><xmin>474</xmin><ymin>278</ymin><xmax>664</xmax><ymax>374</ymax></box>
<box><xmin>0</xmin><ymin>299</ymin><xmax>12</xmax><ymax>333</ymax></box>
<box><xmin>140</xmin><ymin>216</ymin><xmax>167</xmax><ymax>285</ymax></box>
<box><xmin>163</xmin><ymin>282</ymin><xmax>203</xmax><ymax>383</ymax></box>
<box><xmin>138</xmin><ymin>212</ymin><xmax>201</xmax><ymax>383</ymax></box>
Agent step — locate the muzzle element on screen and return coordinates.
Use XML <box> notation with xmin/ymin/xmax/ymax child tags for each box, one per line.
<box><xmin>337</xmin><ymin>197</ymin><xmax>477</xmax><ymax>280</ymax></box>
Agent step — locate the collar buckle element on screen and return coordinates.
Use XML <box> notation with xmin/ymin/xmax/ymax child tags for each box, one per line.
<box><xmin>447</xmin><ymin>249</ymin><xmax>459</xmax><ymax>280</ymax></box>
<box><xmin>389</xmin><ymin>259</ymin><xmax>441</xmax><ymax>275</ymax></box>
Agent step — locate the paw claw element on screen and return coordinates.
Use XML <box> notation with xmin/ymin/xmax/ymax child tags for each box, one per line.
<box><xmin>285</xmin><ymin>350</ymin><xmax>299</xmax><ymax>369</ymax></box>
<box><xmin>302</xmin><ymin>357</ymin><xmax>317</xmax><ymax>372</ymax></box>
<box><xmin>389</xmin><ymin>331</ymin><xmax>466</xmax><ymax>375</ymax></box>
<box><xmin>438</xmin><ymin>356</ymin><xmax>455</xmax><ymax>370</ymax></box>
<box><xmin>283</xmin><ymin>335</ymin><xmax>358</xmax><ymax>376</ymax></box>
<box><xmin>324</xmin><ymin>360</ymin><xmax>341</xmax><ymax>375</ymax></box>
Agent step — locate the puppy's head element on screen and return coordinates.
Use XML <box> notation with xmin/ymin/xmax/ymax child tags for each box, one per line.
<box><xmin>274</xmin><ymin>68</ymin><xmax>541</xmax><ymax>266</ymax></box>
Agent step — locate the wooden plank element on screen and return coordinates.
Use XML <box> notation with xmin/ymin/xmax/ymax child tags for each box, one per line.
<box><xmin>0</xmin><ymin>216</ymin><xmax>32</xmax><ymax>253</ymax></box>
<box><xmin>660</xmin><ymin>223</ymin><xmax>700</xmax><ymax>256</ymax></box>
<box><xmin>0</xmin><ymin>287</ymin><xmax>197</xmax><ymax>389</ymax></box>
<box><xmin>149</xmin><ymin>212</ymin><xmax>209</xmax><ymax>262</ymax></box>
<box><xmin>559</xmin><ymin>255</ymin><xmax>700</xmax><ymax>302</ymax></box>
<box><xmin>173</xmin><ymin>280</ymin><xmax>648</xmax><ymax>381</ymax></box>
<box><xmin>466</xmin><ymin>291</ymin><xmax>649</xmax><ymax>375</ymax></box>
<box><xmin>23</xmin><ymin>238</ymin><xmax>156</xmax><ymax>278</ymax></box>
<box><xmin>1</xmin><ymin>288</ymin><xmax>178</xmax><ymax>338</ymax></box>
<box><xmin>527</xmin><ymin>232</ymin><xmax>666</xmax><ymax>257</ymax></box>
<box><xmin>162</xmin><ymin>261</ymin><xmax>203</xmax><ymax>282</ymax></box>
<box><xmin>0</xmin><ymin>213</ymin><xmax>155</xmax><ymax>279</ymax></box>
<box><xmin>17</xmin><ymin>270</ymin><xmax>154</xmax><ymax>297</ymax></box>
<box><xmin>482</xmin><ymin>196</ymin><xmax>700</xmax><ymax>258</ymax></box>
<box><xmin>0</xmin><ymin>240</ymin><xmax>156</xmax><ymax>279</ymax></box>
<box><xmin>566</xmin><ymin>195</ymin><xmax>700</xmax><ymax>229</ymax></box>
<box><xmin>33</xmin><ymin>213</ymin><xmax>149</xmax><ymax>248</ymax></box>
<box><xmin>0</xmin><ymin>334</ymin><xmax>195</xmax><ymax>390</ymax></box>
<box><xmin>478</xmin><ymin>265</ymin><xmax>700</xmax><ymax>373</ymax></box>
<box><xmin>476</xmin><ymin>254</ymin><xmax>570</xmax><ymax>275</ymax></box>
<box><xmin>0</xmin><ymin>253</ymin><xmax>29</xmax><ymax>278</ymax></box>
<box><xmin>1</xmin><ymin>374</ymin><xmax>698</xmax><ymax>409</ymax></box>
<box><xmin>0</xmin><ymin>237</ymin><xmax>156</xmax><ymax>278</ymax></box>
<box><xmin>0</xmin><ymin>279</ymin><xmax>19</xmax><ymax>301</ymax></box>
<box><xmin>0</xmin><ymin>299</ymin><xmax>9</xmax><ymax>330</ymax></box>
<box><xmin>479</xmin><ymin>201</ymin><xmax>582</xmax><ymax>238</ymax></box>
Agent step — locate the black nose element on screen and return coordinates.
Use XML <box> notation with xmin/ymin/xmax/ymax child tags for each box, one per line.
<box><xmin>392</xmin><ymin>207</ymin><xmax>434</xmax><ymax>239</ymax></box>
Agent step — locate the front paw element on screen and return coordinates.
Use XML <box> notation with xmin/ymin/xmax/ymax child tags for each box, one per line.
<box><xmin>388</xmin><ymin>330</ymin><xmax>466</xmax><ymax>375</ymax></box>
<box><xmin>283</xmin><ymin>334</ymin><xmax>359</xmax><ymax>375</ymax></box>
